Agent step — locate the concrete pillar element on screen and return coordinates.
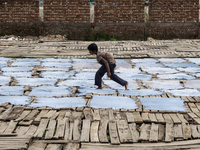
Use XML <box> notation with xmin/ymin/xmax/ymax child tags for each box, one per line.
<box><xmin>90</xmin><ymin>3</ymin><xmax>94</xmax><ymax>23</ymax></box>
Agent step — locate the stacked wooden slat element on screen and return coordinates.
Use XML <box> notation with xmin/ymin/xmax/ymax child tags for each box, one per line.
<box><xmin>2</xmin><ymin>100</ymin><xmax>200</xmax><ymax>149</ymax></box>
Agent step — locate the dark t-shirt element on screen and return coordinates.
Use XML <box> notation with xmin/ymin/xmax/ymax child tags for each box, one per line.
<box><xmin>97</xmin><ymin>51</ymin><xmax>116</xmax><ymax>65</ymax></box>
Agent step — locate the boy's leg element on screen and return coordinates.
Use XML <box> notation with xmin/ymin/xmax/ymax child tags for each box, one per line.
<box><xmin>95</xmin><ymin>65</ymin><xmax>107</xmax><ymax>88</ymax></box>
<box><xmin>109</xmin><ymin>64</ymin><xmax>127</xmax><ymax>86</ymax></box>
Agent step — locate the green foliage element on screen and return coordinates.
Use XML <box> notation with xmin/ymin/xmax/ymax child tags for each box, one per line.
<box><xmin>110</xmin><ymin>35</ymin><xmax>117</xmax><ymax>41</ymax></box>
<box><xmin>93</xmin><ymin>32</ymin><xmax>111</xmax><ymax>41</ymax></box>
<box><xmin>84</xmin><ymin>29</ymin><xmax>121</xmax><ymax>41</ymax></box>
<box><xmin>107</xmin><ymin>135</ymin><xmax>111</xmax><ymax>142</ymax></box>
<box><xmin>43</xmin><ymin>130</ymin><xmax>46</xmax><ymax>137</ymax></box>
<box><xmin>90</xmin><ymin>0</ymin><xmax>95</xmax><ymax>2</ymax></box>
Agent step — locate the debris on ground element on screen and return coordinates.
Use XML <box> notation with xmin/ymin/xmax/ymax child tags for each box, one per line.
<box><xmin>0</xmin><ymin>35</ymin><xmax>67</xmax><ymax>41</ymax></box>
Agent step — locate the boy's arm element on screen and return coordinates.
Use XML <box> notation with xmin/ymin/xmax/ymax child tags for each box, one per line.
<box><xmin>100</xmin><ymin>58</ymin><xmax>111</xmax><ymax>77</ymax></box>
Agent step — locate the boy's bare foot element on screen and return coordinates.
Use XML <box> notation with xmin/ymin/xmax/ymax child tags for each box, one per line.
<box><xmin>97</xmin><ymin>87</ymin><xmax>102</xmax><ymax>89</ymax></box>
<box><xmin>125</xmin><ymin>82</ymin><xmax>129</xmax><ymax>90</ymax></box>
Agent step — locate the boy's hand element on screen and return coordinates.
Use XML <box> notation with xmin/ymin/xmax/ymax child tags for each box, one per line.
<box><xmin>107</xmin><ymin>72</ymin><xmax>111</xmax><ymax>77</ymax></box>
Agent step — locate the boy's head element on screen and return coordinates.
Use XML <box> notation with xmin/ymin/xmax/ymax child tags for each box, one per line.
<box><xmin>87</xmin><ymin>43</ymin><xmax>98</xmax><ymax>52</ymax></box>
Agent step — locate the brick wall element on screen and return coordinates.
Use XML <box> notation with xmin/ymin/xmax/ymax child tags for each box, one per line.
<box><xmin>147</xmin><ymin>22</ymin><xmax>199</xmax><ymax>39</ymax></box>
<box><xmin>94</xmin><ymin>23</ymin><xmax>145</xmax><ymax>40</ymax></box>
<box><xmin>0</xmin><ymin>0</ymin><xmax>39</xmax><ymax>22</ymax></box>
<box><xmin>94</xmin><ymin>0</ymin><xmax>144</xmax><ymax>23</ymax></box>
<box><xmin>149</xmin><ymin>0</ymin><xmax>199</xmax><ymax>22</ymax></box>
<box><xmin>43</xmin><ymin>0</ymin><xmax>90</xmax><ymax>22</ymax></box>
<box><xmin>0</xmin><ymin>22</ymin><xmax>199</xmax><ymax>40</ymax></box>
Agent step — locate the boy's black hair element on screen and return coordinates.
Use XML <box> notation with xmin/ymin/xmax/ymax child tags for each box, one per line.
<box><xmin>87</xmin><ymin>43</ymin><xmax>98</xmax><ymax>52</ymax></box>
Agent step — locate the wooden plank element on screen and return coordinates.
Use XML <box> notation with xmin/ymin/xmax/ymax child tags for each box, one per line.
<box><xmin>28</xmin><ymin>142</ymin><xmax>47</xmax><ymax>150</ymax></box>
<box><xmin>194</xmin><ymin>97</ymin><xmax>200</xmax><ymax>102</ymax></box>
<box><xmin>188</xmin><ymin>103</ymin><xmax>200</xmax><ymax>117</ymax></box>
<box><xmin>188</xmin><ymin>112</ymin><xmax>200</xmax><ymax>124</ymax></box>
<box><xmin>0</xmin><ymin>122</ymin><xmax>9</xmax><ymax>133</ymax></box>
<box><xmin>149</xmin><ymin>123</ymin><xmax>159</xmax><ymax>142</ymax></box>
<box><xmin>34</xmin><ymin>119</ymin><xmax>49</xmax><ymax>138</ymax></box>
<box><xmin>45</xmin><ymin>144</ymin><xmax>63</xmax><ymax>150</ymax></box>
<box><xmin>19</xmin><ymin>120</ymin><xmax>33</xmax><ymax>126</ymax></box>
<box><xmin>187</xmin><ymin>97</ymin><xmax>196</xmax><ymax>102</ymax></box>
<box><xmin>181</xmin><ymin>96</ymin><xmax>189</xmax><ymax>102</ymax></box>
<box><xmin>149</xmin><ymin>113</ymin><xmax>158</xmax><ymax>123</ymax></box>
<box><xmin>0</xmin><ymin>107</ymin><xmax>12</xmax><ymax>120</ymax></box>
<box><xmin>34</xmin><ymin>140</ymin><xmax>69</xmax><ymax>144</ymax></box>
<box><xmin>182</xmin><ymin>123</ymin><xmax>191</xmax><ymax>140</ymax></box>
<box><xmin>73</xmin><ymin>119</ymin><xmax>81</xmax><ymax>141</ymax></box>
<box><xmin>114</xmin><ymin>111</ymin><xmax>122</xmax><ymax>120</ymax></box>
<box><xmin>139</xmin><ymin>123</ymin><xmax>151</xmax><ymax>141</ymax></box>
<box><xmin>93</xmin><ymin>109</ymin><xmax>100</xmax><ymax>121</ymax></box>
<box><xmin>136</xmin><ymin>101</ymin><xmax>142</xmax><ymax>112</ymax></box>
<box><xmin>165</xmin><ymin>123</ymin><xmax>174</xmax><ymax>143</ymax></box>
<box><xmin>24</xmin><ymin>109</ymin><xmax>39</xmax><ymax>121</ymax></box>
<box><xmin>108</xmin><ymin>120</ymin><xmax>120</xmax><ymax>145</ymax></box>
<box><xmin>15</xmin><ymin>110</ymin><xmax>31</xmax><ymax>121</ymax></box>
<box><xmin>81</xmin><ymin>119</ymin><xmax>91</xmax><ymax>143</ymax></box>
<box><xmin>0</xmin><ymin>143</ymin><xmax>28</xmax><ymax>150</ymax></box>
<box><xmin>0</xmin><ymin>145</ymin><xmax>27</xmax><ymax>150</ymax></box>
<box><xmin>54</xmin><ymin>118</ymin><xmax>66</xmax><ymax>139</ymax></box>
<box><xmin>57</xmin><ymin>110</ymin><xmax>67</xmax><ymax>120</ymax></box>
<box><xmin>45</xmin><ymin>119</ymin><xmax>56</xmax><ymax>139</ymax></box>
<box><xmin>68</xmin><ymin>121</ymin><xmax>73</xmax><ymax>141</ymax></box>
<box><xmin>14</xmin><ymin>126</ymin><xmax>29</xmax><ymax>136</ymax></box>
<box><xmin>42</xmin><ymin>110</ymin><xmax>57</xmax><ymax>119</ymax></box>
<box><xmin>155</xmin><ymin>113</ymin><xmax>166</xmax><ymax>124</ymax></box>
<box><xmin>128</xmin><ymin>123</ymin><xmax>139</xmax><ymax>143</ymax></box>
<box><xmin>64</xmin><ymin>110</ymin><xmax>71</xmax><ymax>119</ymax></box>
<box><xmin>0</xmin><ymin>141</ymin><xmax>28</xmax><ymax>147</ymax></box>
<box><xmin>190</xmin><ymin>124</ymin><xmax>200</xmax><ymax>139</ymax></box>
<box><xmin>64</xmin><ymin>118</ymin><xmax>70</xmax><ymax>140</ymax></box>
<box><xmin>163</xmin><ymin>114</ymin><xmax>173</xmax><ymax>123</ymax></box>
<box><xmin>25</xmin><ymin>125</ymin><xmax>37</xmax><ymax>136</ymax></box>
<box><xmin>98</xmin><ymin>119</ymin><xmax>109</xmax><ymax>143</ymax></box>
<box><xmin>6</xmin><ymin>107</ymin><xmax>24</xmax><ymax>120</ymax></box>
<box><xmin>0</xmin><ymin>136</ymin><xmax>30</xmax><ymax>139</ymax></box>
<box><xmin>70</xmin><ymin>111</ymin><xmax>83</xmax><ymax>121</ymax></box>
<box><xmin>0</xmin><ymin>102</ymin><xmax>10</xmax><ymax>108</ymax></box>
<box><xmin>90</xmin><ymin>121</ymin><xmax>99</xmax><ymax>143</ymax></box>
<box><xmin>54</xmin><ymin>110</ymin><xmax>67</xmax><ymax>120</ymax></box>
<box><xmin>174</xmin><ymin>124</ymin><xmax>183</xmax><ymax>140</ymax></box>
<box><xmin>0</xmin><ymin>108</ymin><xmax>5</xmax><ymax>114</ymax></box>
<box><xmin>0</xmin><ymin>141</ymin><xmax>28</xmax><ymax>145</ymax></box>
<box><xmin>195</xmin><ymin>103</ymin><xmax>200</xmax><ymax>111</ymax></box>
<box><xmin>100</xmin><ymin>109</ymin><xmax>109</xmax><ymax>120</ymax></box>
<box><xmin>108</xmin><ymin>108</ymin><xmax>114</xmax><ymax>121</ymax></box>
<box><xmin>132</xmin><ymin>112</ymin><xmax>143</xmax><ymax>123</ymax></box>
<box><xmin>141</xmin><ymin>113</ymin><xmax>150</xmax><ymax>122</ymax></box>
<box><xmin>169</xmin><ymin>114</ymin><xmax>182</xmax><ymax>124</ymax></box>
<box><xmin>83</xmin><ymin>108</ymin><xmax>93</xmax><ymax>120</ymax></box>
<box><xmin>158</xmin><ymin>124</ymin><xmax>165</xmax><ymax>141</ymax></box>
<box><xmin>120</xmin><ymin>112</ymin><xmax>127</xmax><ymax>120</ymax></box>
<box><xmin>4</xmin><ymin>120</ymin><xmax>18</xmax><ymax>134</ymax></box>
<box><xmin>176</xmin><ymin>114</ymin><xmax>188</xmax><ymax>124</ymax></box>
<box><xmin>34</xmin><ymin>110</ymin><xmax>49</xmax><ymax>122</ymax></box>
<box><xmin>76</xmin><ymin>107</ymin><xmax>84</xmax><ymax>112</ymax></box>
<box><xmin>63</xmin><ymin>143</ymin><xmax>79</xmax><ymax>150</ymax></box>
<box><xmin>117</xmin><ymin>120</ymin><xmax>133</xmax><ymax>143</ymax></box>
<box><xmin>50</xmin><ymin>112</ymin><xmax>60</xmax><ymax>120</ymax></box>
<box><xmin>126</xmin><ymin>112</ymin><xmax>135</xmax><ymax>123</ymax></box>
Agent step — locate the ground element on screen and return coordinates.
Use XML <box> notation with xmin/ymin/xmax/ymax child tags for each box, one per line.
<box><xmin>1</xmin><ymin>38</ymin><xmax>200</xmax><ymax>149</ymax></box>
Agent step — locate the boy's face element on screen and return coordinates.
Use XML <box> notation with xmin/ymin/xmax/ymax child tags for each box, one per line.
<box><xmin>89</xmin><ymin>50</ymin><xmax>95</xmax><ymax>55</ymax></box>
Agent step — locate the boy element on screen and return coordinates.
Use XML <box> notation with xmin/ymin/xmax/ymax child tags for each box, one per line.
<box><xmin>87</xmin><ymin>43</ymin><xmax>128</xmax><ymax>90</ymax></box>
